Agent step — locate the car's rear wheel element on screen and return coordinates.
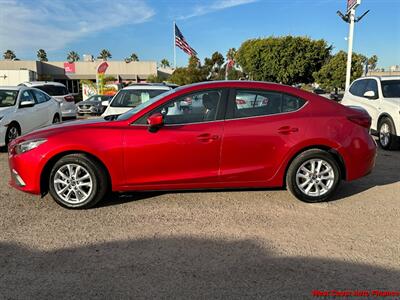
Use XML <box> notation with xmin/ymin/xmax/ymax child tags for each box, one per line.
<box><xmin>378</xmin><ymin>117</ymin><xmax>398</xmax><ymax>150</ymax></box>
<box><xmin>49</xmin><ymin>154</ymin><xmax>108</xmax><ymax>209</ymax></box>
<box><xmin>286</xmin><ymin>149</ymin><xmax>341</xmax><ymax>203</ymax></box>
<box><xmin>5</xmin><ymin>123</ymin><xmax>20</xmax><ymax>146</ymax></box>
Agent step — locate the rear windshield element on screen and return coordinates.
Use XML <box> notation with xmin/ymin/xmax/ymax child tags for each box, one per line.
<box><xmin>0</xmin><ymin>90</ymin><xmax>18</xmax><ymax>107</ymax></box>
<box><xmin>36</xmin><ymin>85</ymin><xmax>69</xmax><ymax>96</ymax></box>
<box><xmin>111</xmin><ymin>89</ymin><xmax>168</xmax><ymax>107</ymax></box>
<box><xmin>381</xmin><ymin>80</ymin><xmax>400</xmax><ymax>98</ymax></box>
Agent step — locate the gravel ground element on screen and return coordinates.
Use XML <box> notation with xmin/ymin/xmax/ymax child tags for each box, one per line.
<box><xmin>0</xmin><ymin>147</ymin><xmax>399</xmax><ymax>299</ymax></box>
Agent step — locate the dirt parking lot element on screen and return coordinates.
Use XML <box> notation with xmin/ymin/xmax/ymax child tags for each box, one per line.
<box><xmin>0</xmin><ymin>147</ymin><xmax>399</xmax><ymax>299</ymax></box>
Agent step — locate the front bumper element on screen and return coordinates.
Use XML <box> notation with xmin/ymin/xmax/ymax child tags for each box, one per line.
<box><xmin>8</xmin><ymin>149</ymin><xmax>43</xmax><ymax>195</ymax></box>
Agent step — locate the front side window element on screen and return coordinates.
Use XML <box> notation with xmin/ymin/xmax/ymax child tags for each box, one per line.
<box><xmin>111</xmin><ymin>89</ymin><xmax>168</xmax><ymax>108</ymax></box>
<box><xmin>381</xmin><ymin>80</ymin><xmax>400</xmax><ymax>98</ymax></box>
<box><xmin>349</xmin><ymin>80</ymin><xmax>367</xmax><ymax>97</ymax></box>
<box><xmin>135</xmin><ymin>89</ymin><xmax>223</xmax><ymax>125</ymax></box>
<box><xmin>0</xmin><ymin>90</ymin><xmax>18</xmax><ymax>107</ymax></box>
<box><xmin>20</xmin><ymin>90</ymin><xmax>35</xmax><ymax>103</ymax></box>
<box><xmin>32</xmin><ymin>89</ymin><xmax>48</xmax><ymax>103</ymax></box>
<box><xmin>230</xmin><ymin>90</ymin><xmax>306</xmax><ymax>119</ymax></box>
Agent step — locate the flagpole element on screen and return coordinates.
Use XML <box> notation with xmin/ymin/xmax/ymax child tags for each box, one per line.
<box><xmin>173</xmin><ymin>20</ymin><xmax>176</xmax><ymax>69</ymax></box>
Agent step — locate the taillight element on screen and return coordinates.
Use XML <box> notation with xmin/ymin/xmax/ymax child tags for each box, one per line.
<box><xmin>347</xmin><ymin>115</ymin><xmax>371</xmax><ymax>129</ymax></box>
<box><xmin>64</xmin><ymin>95</ymin><xmax>74</xmax><ymax>102</ymax></box>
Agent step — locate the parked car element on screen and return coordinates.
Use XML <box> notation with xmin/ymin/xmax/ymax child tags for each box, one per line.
<box><xmin>341</xmin><ymin>76</ymin><xmax>400</xmax><ymax>150</ymax></box>
<box><xmin>102</xmin><ymin>84</ymin><xmax>171</xmax><ymax>117</ymax></box>
<box><xmin>20</xmin><ymin>81</ymin><xmax>76</xmax><ymax>119</ymax></box>
<box><xmin>8</xmin><ymin>81</ymin><xmax>376</xmax><ymax>209</ymax></box>
<box><xmin>76</xmin><ymin>94</ymin><xmax>113</xmax><ymax>115</ymax></box>
<box><xmin>0</xmin><ymin>86</ymin><xmax>61</xmax><ymax>147</ymax></box>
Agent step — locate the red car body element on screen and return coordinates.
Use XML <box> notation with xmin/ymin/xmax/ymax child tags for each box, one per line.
<box><xmin>8</xmin><ymin>81</ymin><xmax>376</xmax><ymax>199</ymax></box>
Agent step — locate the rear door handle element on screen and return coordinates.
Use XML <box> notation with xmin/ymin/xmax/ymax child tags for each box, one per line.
<box><xmin>278</xmin><ymin>126</ymin><xmax>299</xmax><ymax>135</ymax></box>
<box><xmin>197</xmin><ymin>133</ymin><xmax>219</xmax><ymax>142</ymax></box>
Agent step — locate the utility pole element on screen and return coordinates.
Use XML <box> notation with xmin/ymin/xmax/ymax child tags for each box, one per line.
<box><xmin>337</xmin><ymin>0</ymin><xmax>369</xmax><ymax>90</ymax></box>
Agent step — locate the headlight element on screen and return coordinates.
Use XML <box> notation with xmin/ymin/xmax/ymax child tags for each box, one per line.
<box><xmin>15</xmin><ymin>139</ymin><xmax>47</xmax><ymax>154</ymax></box>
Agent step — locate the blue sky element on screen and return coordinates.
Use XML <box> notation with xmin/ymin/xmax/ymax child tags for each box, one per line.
<box><xmin>0</xmin><ymin>0</ymin><xmax>399</xmax><ymax>68</ymax></box>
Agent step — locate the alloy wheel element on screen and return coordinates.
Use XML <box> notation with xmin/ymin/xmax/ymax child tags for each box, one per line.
<box><xmin>295</xmin><ymin>158</ymin><xmax>335</xmax><ymax>197</ymax></box>
<box><xmin>8</xmin><ymin>127</ymin><xmax>19</xmax><ymax>142</ymax></box>
<box><xmin>379</xmin><ymin>123</ymin><xmax>390</xmax><ymax>147</ymax></box>
<box><xmin>53</xmin><ymin>163</ymin><xmax>93</xmax><ymax>204</ymax></box>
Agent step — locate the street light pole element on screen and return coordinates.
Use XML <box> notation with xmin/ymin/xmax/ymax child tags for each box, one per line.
<box><xmin>345</xmin><ymin>8</ymin><xmax>355</xmax><ymax>90</ymax></box>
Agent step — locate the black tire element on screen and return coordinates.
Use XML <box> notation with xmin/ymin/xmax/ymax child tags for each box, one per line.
<box><xmin>286</xmin><ymin>149</ymin><xmax>341</xmax><ymax>203</ymax></box>
<box><xmin>5</xmin><ymin>123</ymin><xmax>21</xmax><ymax>146</ymax></box>
<box><xmin>52</xmin><ymin>114</ymin><xmax>61</xmax><ymax>124</ymax></box>
<box><xmin>49</xmin><ymin>154</ymin><xmax>109</xmax><ymax>209</ymax></box>
<box><xmin>378</xmin><ymin>117</ymin><xmax>398</xmax><ymax>150</ymax></box>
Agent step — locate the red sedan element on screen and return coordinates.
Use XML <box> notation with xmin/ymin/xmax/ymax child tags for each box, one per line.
<box><xmin>8</xmin><ymin>81</ymin><xmax>376</xmax><ymax>209</ymax></box>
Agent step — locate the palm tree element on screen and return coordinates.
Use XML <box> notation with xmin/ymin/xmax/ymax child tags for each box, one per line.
<box><xmin>129</xmin><ymin>53</ymin><xmax>139</xmax><ymax>62</ymax></box>
<box><xmin>160</xmin><ymin>59</ymin><xmax>170</xmax><ymax>68</ymax></box>
<box><xmin>3</xmin><ymin>50</ymin><xmax>16</xmax><ymax>60</ymax></box>
<box><xmin>98</xmin><ymin>49</ymin><xmax>112</xmax><ymax>61</ymax></box>
<box><xmin>67</xmin><ymin>51</ymin><xmax>80</xmax><ymax>62</ymax></box>
<box><xmin>37</xmin><ymin>49</ymin><xmax>48</xmax><ymax>62</ymax></box>
<box><xmin>226</xmin><ymin>48</ymin><xmax>237</xmax><ymax>61</ymax></box>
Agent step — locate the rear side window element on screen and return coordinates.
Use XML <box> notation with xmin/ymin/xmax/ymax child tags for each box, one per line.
<box><xmin>36</xmin><ymin>85</ymin><xmax>68</xmax><ymax>96</ymax></box>
<box><xmin>229</xmin><ymin>90</ymin><xmax>306</xmax><ymax>119</ymax></box>
<box><xmin>364</xmin><ymin>79</ymin><xmax>379</xmax><ymax>98</ymax></box>
<box><xmin>349</xmin><ymin>80</ymin><xmax>367</xmax><ymax>97</ymax></box>
<box><xmin>32</xmin><ymin>90</ymin><xmax>48</xmax><ymax>103</ymax></box>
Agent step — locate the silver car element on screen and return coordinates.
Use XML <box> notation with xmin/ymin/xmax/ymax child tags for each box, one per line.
<box><xmin>20</xmin><ymin>81</ymin><xmax>76</xmax><ymax>119</ymax></box>
<box><xmin>76</xmin><ymin>94</ymin><xmax>113</xmax><ymax>115</ymax></box>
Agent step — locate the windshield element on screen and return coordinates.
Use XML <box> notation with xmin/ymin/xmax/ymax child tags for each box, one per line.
<box><xmin>36</xmin><ymin>85</ymin><xmax>69</xmax><ymax>96</ymax></box>
<box><xmin>0</xmin><ymin>90</ymin><xmax>18</xmax><ymax>107</ymax></box>
<box><xmin>111</xmin><ymin>89</ymin><xmax>169</xmax><ymax>108</ymax></box>
<box><xmin>116</xmin><ymin>89</ymin><xmax>176</xmax><ymax>121</ymax></box>
<box><xmin>381</xmin><ymin>80</ymin><xmax>400</xmax><ymax>98</ymax></box>
<box><xmin>86</xmin><ymin>95</ymin><xmax>109</xmax><ymax>102</ymax></box>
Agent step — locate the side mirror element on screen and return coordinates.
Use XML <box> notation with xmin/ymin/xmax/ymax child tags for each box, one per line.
<box><xmin>101</xmin><ymin>100</ymin><xmax>109</xmax><ymax>107</ymax></box>
<box><xmin>147</xmin><ymin>113</ymin><xmax>164</xmax><ymax>132</ymax></box>
<box><xmin>363</xmin><ymin>90</ymin><xmax>377</xmax><ymax>99</ymax></box>
<box><xmin>20</xmin><ymin>100</ymin><xmax>35</xmax><ymax>108</ymax></box>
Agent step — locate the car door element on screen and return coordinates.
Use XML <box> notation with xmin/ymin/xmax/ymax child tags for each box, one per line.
<box><xmin>219</xmin><ymin>88</ymin><xmax>308</xmax><ymax>184</ymax></box>
<box><xmin>31</xmin><ymin>89</ymin><xmax>51</xmax><ymax>127</ymax></box>
<box><xmin>357</xmin><ymin>79</ymin><xmax>381</xmax><ymax>130</ymax></box>
<box><xmin>16</xmin><ymin>89</ymin><xmax>42</xmax><ymax>134</ymax></box>
<box><xmin>122</xmin><ymin>89</ymin><xmax>227</xmax><ymax>189</ymax></box>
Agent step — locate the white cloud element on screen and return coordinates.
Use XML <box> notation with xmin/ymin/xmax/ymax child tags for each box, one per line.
<box><xmin>178</xmin><ymin>0</ymin><xmax>258</xmax><ymax>20</ymax></box>
<box><xmin>0</xmin><ymin>0</ymin><xmax>155</xmax><ymax>53</ymax></box>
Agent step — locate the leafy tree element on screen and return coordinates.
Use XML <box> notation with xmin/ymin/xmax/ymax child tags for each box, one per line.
<box><xmin>67</xmin><ymin>51</ymin><xmax>80</xmax><ymax>62</ymax></box>
<box><xmin>203</xmin><ymin>51</ymin><xmax>225</xmax><ymax>80</ymax></box>
<box><xmin>160</xmin><ymin>59</ymin><xmax>170</xmax><ymax>68</ymax></box>
<box><xmin>147</xmin><ymin>74</ymin><xmax>164</xmax><ymax>83</ymax></box>
<box><xmin>125</xmin><ymin>53</ymin><xmax>139</xmax><ymax>63</ymax></box>
<box><xmin>169</xmin><ymin>56</ymin><xmax>206</xmax><ymax>85</ymax></box>
<box><xmin>313</xmin><ymin>50</ymin><xmax>368</xmax><ymax>90</ymax></box>
<box><xmin>3</xmin><ymin>49</ymin><xmax>16</xmax><ymax>60</ymax></box>
<box><xmin>37</xmin><ymin>49</ymin><xmax>48</xmax><ymax>61</ymax></box>
<box><xmin>236</xmin><ymin>36</ymin><xmax>331</xmax><ymax>84</ymax></box>
<box><xmin>98</xmin><ymin>49</ymin><xmax>112</xmax><ymax>61</ymax></box>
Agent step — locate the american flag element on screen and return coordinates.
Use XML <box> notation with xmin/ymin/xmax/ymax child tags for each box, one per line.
<box><xmin>175</xmin><ymin>24</ymin><xmax>197</xmax><ymax>57</ymax></box>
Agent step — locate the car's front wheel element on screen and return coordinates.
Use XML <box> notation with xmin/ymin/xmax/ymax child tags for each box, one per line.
<box><xmin>286</xmin><ymin>149</ymin><xmax>341</xmax><ymax>203</ymax></box>
<box><xmin>5</xmin><ymin>123</ymin><xmax>20</xmax><ymax>146</ymax></box>
<box><xmin>49</xmin><ymin>154</ymin><xmax>109</xmax><ymax>209</ymax></box>
<box><xmin>378</xmin><ymin>117</ymin><xmax>398</xmax><ymax>150</ymax></box>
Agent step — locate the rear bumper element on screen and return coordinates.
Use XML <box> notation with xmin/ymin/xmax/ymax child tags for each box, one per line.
<box><xmin>341</xmin><ymin>133</ymin><xmax>377</xmax><ymax>181</ymax></box>
<box><xmin>0</xmin><ymin>125</ymin><xmax>6</xmax><ymax>147</ymax></box>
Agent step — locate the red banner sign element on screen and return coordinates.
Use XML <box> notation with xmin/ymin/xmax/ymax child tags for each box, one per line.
<box><xmin>64</xmin><ymin>62</ymin><xmax>75</xmax><ymax>73</ymax></box>
<box><xmin>347</xmin><ymin>0</ymin><xmax>360</xmax><ymax>12</ymax></box>
<box><xmin>97</xmin><ymin>61</ymin><xmax>109</xmax><ymax>74</ymax></box>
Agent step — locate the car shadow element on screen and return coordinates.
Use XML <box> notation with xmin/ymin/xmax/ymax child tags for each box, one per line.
<box><xmin>101</xmin><ymin>148</ymin><xmax>399</xmax><ymax>207</ymax></box>
<box><xmin>0</xmin><ymin>237</ymin><xmax>398</xmax><ymax>298</ymax></box>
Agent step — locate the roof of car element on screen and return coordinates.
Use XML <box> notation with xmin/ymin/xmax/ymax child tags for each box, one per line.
<box><xmin>0</xmin><ymin>86</ymin><xmax>25</xmax><ymax>90</ymax></box>
<box><xmin>123</xmin><ymin>84</ymin><xmax>171</xmax><ymax>91</ymax></box>
<box><xmin>21</xmin><ymin>81</ymin><xmax>66</xmax><ymax>87</ymax></box>
<box><xmin>357</xmin><ymin>76</ymin><xmax>400</xmax><ymax>81</ymax></box>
